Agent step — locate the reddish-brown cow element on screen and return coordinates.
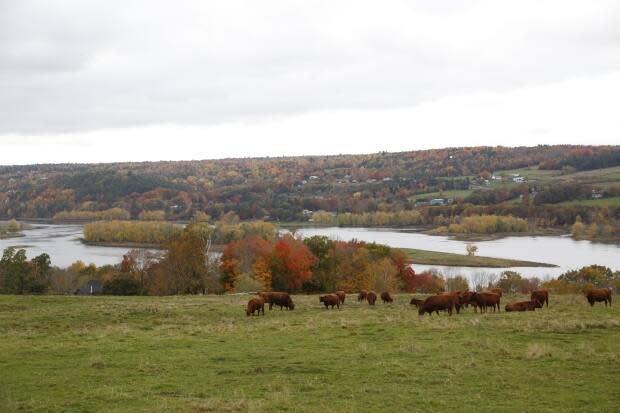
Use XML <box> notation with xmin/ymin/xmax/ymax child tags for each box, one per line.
<box><xmin>381</xmin><ymin>291</ymin><xmax>393</xmax><ymax>303</ymax></box>
<box><xmin>246</xmin><ymin>297</ymin><xmax>265</xmax><ymax>316</ymax></box>
<box><xmin>335</xmin><ymin>291</ymin><xmax>346</xmax><ymax>304</ymax></box>
<box><xmin>410</xmin><ymin>297</ymin><xmax>423</xmax><ymax>308</ymax></box>
<box><xmin>505</xmin><ymin>300</ymin><xmax>542</xmax><ymax>312</ymax></box>
<box><xmin>319</xmin><ymin>294</ymin><xmax>340</xmax><ymax>309</ymax></box>
<box><xmin>358</xmin><ymin>290</ymin><xmax>368</xmax><ymax>302</ymax></box>
<box><xmin>471</xmin><ymin>292</ymin><xmax>501</xmax><ymax>313</ymax></box>
<box><xmin>585</xmin><ymin>288</ymin><xmax>612</xmax><ymax>307</ymax></box>
<box><xmin>530</xmin><ymin>290</ymin><xmax>549</xmax><ymax>308</ymax></box>
<box><xmin>258</xmin><ymin>292</ymin><xmax>295</xmax><ymax>310</ymax></box>
<box><xmin>366</xmin><ymin>291</ymin><xmax>377</xmax><ymax>305</ymax></box>
<box><xmin>418</xmin><ymin>295</ymin><xmax>455</xmax><ymax>316</ymax></box>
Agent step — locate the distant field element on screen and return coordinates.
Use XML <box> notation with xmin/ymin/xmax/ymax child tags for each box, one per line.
<box><xmin>411</xmin><ymin>189</ymin><xmax>475</xmax><ymax>201</ymax></box>
<box><xmin>1</xmin><ymin>295</ymin><xmax>618</xmax><ymax>412</ymax></box>
<box><xmin>403</xmin><ymin>248</ymin><xmax>556</xmax><ymax>267</ymax></box>
<box><xmin>557</xmin><ymin>196</ymin><xmax>620</xmax><ymax>207</ymax></box>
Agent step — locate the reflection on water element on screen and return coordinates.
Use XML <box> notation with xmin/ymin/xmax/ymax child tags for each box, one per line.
<box><xmin>295</xmin><ymin>227</ymin><xmax>620</xmax><ymax>279</ymax></box>
<box><xmin>0</xmin><ymin>224</ymin><xmax>137</xmax><ymax>267</ymax></box>
<box><xmin>1</xmin><ymin>224</ymin><xmax>618</xmax><ymax>278</ymax></box>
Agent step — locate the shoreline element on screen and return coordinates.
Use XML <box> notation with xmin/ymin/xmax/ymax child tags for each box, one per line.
<box><xmin>403</xmin><ymin>248</ymin><xmax>557</xmax><ymax>268</ymax></box>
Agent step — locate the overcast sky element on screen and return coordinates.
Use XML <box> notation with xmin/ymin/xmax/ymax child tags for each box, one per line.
<box><xmin>1</xmin><ymin>0</ymin><xmax>620</xmax><ymax>164</ymax></box>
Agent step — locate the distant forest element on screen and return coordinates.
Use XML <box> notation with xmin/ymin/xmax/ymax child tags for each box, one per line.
<box><xmin>1</xmin><ymin>145</ymin><xmax>620</xmax><ymax>229</ymax></box>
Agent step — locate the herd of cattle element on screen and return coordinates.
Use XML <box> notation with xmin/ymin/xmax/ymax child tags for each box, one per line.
<box><xmin>245</xmin><ymin>287</ymin><xmax>613</xmax><ymax>316</ymax></box>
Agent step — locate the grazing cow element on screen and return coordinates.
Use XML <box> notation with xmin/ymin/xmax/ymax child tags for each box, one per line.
<box><xmin>505</xmin><ymin>300</ymin><xmax>542</xmax><ymax>312</ymax></box>
<box><xmin>471</xmin><ymin>292</ymin><xmax>501</xmax><ymax>313</ymax></box>
<box><xmin>246</xmin><ymin>297</ymin><xmax>265</xmax><ymax>316</ymax></box>
<box><xmin>530</xmin><ymin>290</ymin><xmax>549</xmax><ymax>308</ymax></box>
<box><xmin>458</xmin><ymin>291</ymin><xmax>475</xmax><ymax>310</ymax></box>
<box><xmin>258</xmin><ymin>292</ymin><xmax>295</xmax><ymax>310</ymax></box>
<box><xmin>335</xmin><ymin>291</ymin><xmax>346</xmax><ymax>304</ymax></box>
<box><xmin>585</xmin><ymin>288</ymin><xmax>612</xmax><ymax>307</ymax></box>
<box><xmin>358</xmin><ymin>290</ymin><xmax>368</xmax><ymax>301</ymax></box>
<box><xmin>410</xmin><ymin>297</ymin><xmax>424</xmax><ymax>308</ymax></box>
<box><xmin>319</xmin><ymin>294</ymin><xmax>340</xmax><ymax>309</ymax></box>
<box><xmin>418</xmin><ymin>294</ymin><xmax>455</xmax><ymax>316</ymax></box>
<box><xmin>366</xmin><ymin>291</ymin><xmax>377</xmax><ymax>305</ymax></box>
<box><xmin>381</xmin><ymin>291</ymin><xmax>393</xmax><ymax>303</ymax></box>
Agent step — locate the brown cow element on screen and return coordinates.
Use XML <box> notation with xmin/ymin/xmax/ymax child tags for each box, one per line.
<box><xmin>409</xmin><ymin>297</ymin><xmax>424</xmax><ymax>308</ymax></box>
<box><xmin>335</xmin><ymin>291</ymin><xmax>346</xmax><ymax>304</ymax></box>
<box><xmin>418</xmin><ymin>294</ymin><xmax>455</xmax><ymax>316</ymax></box>
<box><xmin>471</xmin><ymin>292</ymin><xmax>501</xmax><ymax>313</ymax></box>
<box><xmin>366</xmin><ymin>291</ymin><xmax>377</xmax><ymax>305</ymax></box>
<box><xmin>435</xmin><ymin>291</ymin><xmax>462</xmax><ymax>314</ymax></box>
<box><xmin>358</xmin><ymin>290</ymin><xmax>368</xmax><ymax>301</ymax></box>
<box><xmin>458</xmin><ymin>291</ymin><xmax>475</xmax><ymax>310</ymax></box>
<box><xmin>505</xmin><ymin>300</ymin><xmax>542</xmax><ymax>312</ymax></box>
<box><xmin>530</xmin><ymin>290</ymin><xmax>549</xmax><ymax>308</ymax></box>
<box><xmin>381</xmin><ymin>291</ymin><xmax>393</xmax><ymax>303</ymax></box>
<box><xmin>258</xmin><ymin>292</ymin><xmax>295</xmax><ymax>310</ymax></box>
<box><xmin>585</xmin><ymin>288</ymin><xmax>612</xmax><ymax>307</ymax></box>
<box><xmin>319</xmin><ymin>294</ymin><xmax>340</xmax><ymax>309</ymax></box>
<box><xmin>246</xmin><ymin>297</ymin><xmax>265</xmax><ymax>316</ymax></box>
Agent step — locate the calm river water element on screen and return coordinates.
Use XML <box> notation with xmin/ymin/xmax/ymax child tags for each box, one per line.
<box><xmin>1</xmin><ymin>224</ymin><xmax>618</xmax><ymax>278</ymax></box>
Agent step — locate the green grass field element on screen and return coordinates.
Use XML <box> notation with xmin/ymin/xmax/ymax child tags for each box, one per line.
<box><xmin>402</xmin><ymin>248</ymin><xmax>556</xmax><ymax>267</ymax></box>
<box><xmin>1</xmin><ymin>294</ymin><xmax>619</xmax><ymax>412</ymax></box>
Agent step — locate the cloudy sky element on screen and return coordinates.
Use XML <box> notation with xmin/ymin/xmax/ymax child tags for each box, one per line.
<box><xmin>1</xmin><ymin>0</ymin><xmax>620</xmax><ymax>164</ymax></box>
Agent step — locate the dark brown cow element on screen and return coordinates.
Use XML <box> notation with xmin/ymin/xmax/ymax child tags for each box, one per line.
<box><xmin>410</xmin><ymin>297</ymin><xmax>423</xmax><ymax>308</ymax></box>
<box><xmin>418</xmin><ymin>294</ymin><xmax>455</xmax><ymax>316</ymax></box>
<box><xmin>530</xmin><ymin>290</ymin><xmax>549</xmax><ymax>308</ymax></box>
<box><xmin>366</xmin><ymin>291</ymin><xmax>377</xmax><ymax>305</ymax></box>
<box><xmin>505</xmin><ymin>300</ymin><xmax>542</xmax><ymax>312</ymax></box>
<box><xmin>471</xmin><ymin>292</ymin><xmax>501</xmax><ymax>313</ymax></box>
<box><xmin>435</xmin><ymin>292</ymin><xmax>462</xmax><ymax>314</ymax></box>
<box><xmin>381</xmin><ymin>291</ymin><xmax>393</xmax><ymax>303</ymax></box>
<box><xmin>358</xmin><ymin>290</ymin><xmax>368</xmax><ymax>301</ymax></box>
<box><xmin>246</xmin><ymin>297</ymin><xmax>265</xmax><ymax>316</ymax></box>
<box><xmin>585</xmin><ymin>288</ymin><xmax>612</xmax><ymax>307</ymax></box>
<box><xmin>319</xmin><ymin>294</ymin><xmax>340</xmax><ymax>309</ymax></box>
<box><xmin>335</xmin><ymin>291</ymin><xmax>346</xmax><ymax>304</ymax></box>
<box><xmin>258</xmin><ymin>292</ymin><xmax>295</xmax><ymax>310</ymax></box>
<box><xmin>458</xmin><ymin>291</ymin><xmax>475</xmax><ymax>310</ymax></box>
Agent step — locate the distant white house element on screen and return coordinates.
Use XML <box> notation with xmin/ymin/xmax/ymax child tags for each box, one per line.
<box><xmin>430</xmin><ymin>198</ymin><xmax>446</xmax><ymax>206</ymax></box>
<box><xmin>309</xmin><ymin>175</ymin><xmax>319</xmax><ymax>180</ymax></box>
<box><xmin>491</xmin><ymin>175</ymin><xmax>502</xmax><ymax>181</ymax></box>
<box><xmin>512</xmin><ymin>176</ymin><xmax>526</xmax><ymax>183</ymax></box>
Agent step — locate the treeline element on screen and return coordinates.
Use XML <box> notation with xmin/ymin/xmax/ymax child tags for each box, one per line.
<box><xmin>53</xmin><ymin>208</ymin><xmax>130</xmax><ymax>221</ymax></box>
<box><xmin>0</xmin><ymin>248</ymin><xmax>51</xmax><ymax>294</ymax></box>
<box><xmin>432</xmin><ymin>215</ymin><xmax>528</xmax><ymax>234</ymax></box>
<box><xmin>82</xmin><ymin>214</ymin><xmax>278</xmax><ymax>246</ymax></box>
<box><xmin>83</xmin><ymin>221</ymin><xmax>183</xmax><ymax>245</ymax></box>
<box><xmin>311</xmin><ymin>210</ymin><xmax>422</xmax><ymax>227</ymax></box>
<box><xmin>2</xmin><ymin>145</ymin><xmax>619</xmax><ymax>222</ymax></box>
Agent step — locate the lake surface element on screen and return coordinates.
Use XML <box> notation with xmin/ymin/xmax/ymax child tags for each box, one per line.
<box><xmin>0</xmin><ymin>224</ymin><xmax>134</xmax><ymax>268</ymax></box>
<box><xmin>294</xmin><ymin>227</ymin><xmax>620</xmax><ymax>279</ymax></box>
<box><xmin>1</xmin><ymin>224</ymin><xmax>618</xmax><ymax>278</ymax></box>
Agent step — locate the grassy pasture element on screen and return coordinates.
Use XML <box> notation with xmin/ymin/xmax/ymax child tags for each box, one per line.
<box><xmin>1</xmin><ymin>294</ymin><xmax>619</xmax><ymax>413</ymax></box>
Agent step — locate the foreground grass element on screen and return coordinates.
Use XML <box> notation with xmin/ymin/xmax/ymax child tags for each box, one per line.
<box><xmin>403</xmin><ymin>248</ymin><xmax>556</xmax><ymax>267</ymax></box>
<box><xmin>1</xmin><ymin>294</ymin><xmax>619</xmax><ymax>413</ymax></box>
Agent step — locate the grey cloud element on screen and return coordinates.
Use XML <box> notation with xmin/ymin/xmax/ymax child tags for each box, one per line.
<box><xmin>1</xmin><ymin>0</ymin><xmax>620</xmax><ymax>134</ymax></box>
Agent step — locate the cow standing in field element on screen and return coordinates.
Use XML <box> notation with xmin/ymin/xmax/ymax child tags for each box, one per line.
<box><xmin>458</xmin><ymin>291</ymin><xmax>475</xmax><ymax>310</ymax></box>
<box><xmin>258</xmin><ymin>292</ymin><xmax>295</xmax><ymax>310</ymax></box>
<box><xmin>418</xmin><ymin>294</ymin><xmax>455</xmax><ymax>316</ymax></box>
<box><xmin>530</xmin><ymin>290</ymin><xmax>549</xmax><ymax>308</ymax></box>
<box><xmin>319</xmin><ymin>294</ymin><xmax>340</xmax><ymax>309</ymax></box>
<box><xmin>366</xmin><ymin>291</ymin><xmax>377</xmax><ymax>305</ymax></box>
<box><xmin>358</xmin><ymin>290</ymin><xmax>368</xmax><ymax>302</ymax></box>
<box><xmin>246</xmin><ymin>297</ymin><xmax>265</xmax><ymax>316</ymax></box>
<box><xmin>381</xmin><ymin>292</ymin><xmax>393</xmax><ymax>303</ymax></box>
<box><xmin>335</xmin><ymin>291</ymin><xmax>346</xmax><ymax>305</ymax></box>
<box><xmin>585</xmin><ymin>288</ymin><xmax>612</xmax><ymax>307</ymax></box>
<box><xmin>471</xmin><ymin>292</ymin><xmax>501</xmax><ymax>313</ymax></box>
<box><xmin>505</xmin><ymin>300</ymin><xmax>542</xmax><ymax>312</ymax></box>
